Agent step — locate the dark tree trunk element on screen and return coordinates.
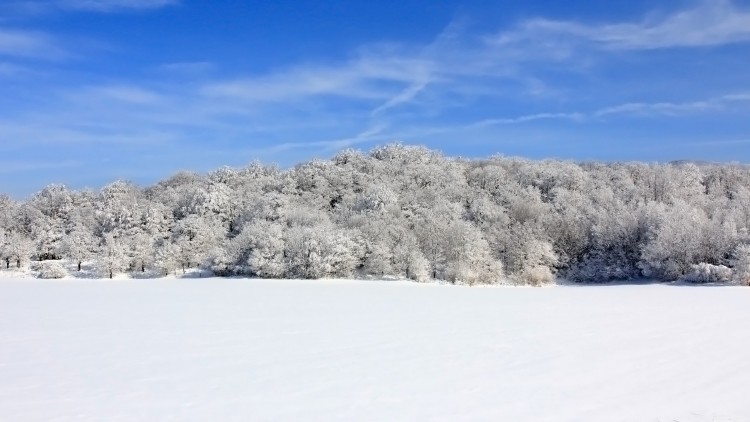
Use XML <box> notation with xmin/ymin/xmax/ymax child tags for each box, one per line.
<box><xmin>109</xmin><ymin>270</ymin><xmax>113</xmax><ymax>279</ymax></box>
<box><xmin>141</xmin><ymin>263</ymin><xmax>145</xmax><ymax>272</ymax></box>
<box><xmin>78</xmin><ymin>261</ymin><xmax>82</xmax><ymax>272</ymax></box>
<box><xmin>16</xmin><ymin>259</ymin><xmax>21</xmax><ymax>268</ymax></box>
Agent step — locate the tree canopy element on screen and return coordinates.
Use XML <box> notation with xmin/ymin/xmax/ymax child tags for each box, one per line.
<box><xmin>2</xmin><ymin>144</ymin><xmax>749</xmax><ymax>284</ymax></box>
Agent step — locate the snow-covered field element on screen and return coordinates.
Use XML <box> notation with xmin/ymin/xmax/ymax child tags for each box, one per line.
<box><xmin>1</xmin><ymin>279</ymin><xmax>749</xmax><ymax>421</ymax></box>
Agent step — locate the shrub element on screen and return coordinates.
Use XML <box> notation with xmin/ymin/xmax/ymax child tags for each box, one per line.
<box><xmin>682</xmin><ymin>263</ymin><xmax>732</xmax><ymax>284</ymax></box>
<box><xmin>36</xmin><ymin>261</ymin><xmax>67</xmax><ymax>279</ymax></box>
<box><xmin>518</xmin><ymin>266</ymin><xmax>555</xmax><ymax>286</ymax></box>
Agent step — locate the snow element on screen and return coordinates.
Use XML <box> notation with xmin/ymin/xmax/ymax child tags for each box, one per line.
<box><xmin>1</xmin><ymin>279</ymin><xmax>749</xmax><ymax>421</ymax></box>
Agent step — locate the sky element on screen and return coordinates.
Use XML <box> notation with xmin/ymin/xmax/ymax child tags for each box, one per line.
<box><xmin>1</xmin><ymin>0</ymin><xmax>750</xmax><ymax>198</ymax></box>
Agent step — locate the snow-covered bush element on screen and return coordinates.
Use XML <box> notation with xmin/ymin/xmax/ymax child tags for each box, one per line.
<box><xmin>284</xmin><ymin>225</ymin><xmax>364</xmax><ymax>279</ymax></box>
<box><xmin>406</xmin><ymin>251</ymin><xmax>430</xmax><ymax>282</ymax></box>
<box><xmin>681</xmin><ymin>263</ymin><xmax>732</xmax><ymax>284</ymax></box>
<box><xmin>244</xmin><ymin>222</ymin><xmax>286</xmax><ymax>278</ymax></box>
<box><xmin>518</xmin><ymin>266</ymin><xmax>555</xmax><ymax>286</ymax></box>
<box><xmin>35</xmin><ymin>261</ymin><xmax>67</xmax><ymax>279</ymax></box>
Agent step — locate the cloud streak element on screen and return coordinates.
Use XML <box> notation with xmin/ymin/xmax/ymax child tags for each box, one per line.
<box><xmin>202</xmin><ymin>54</ymin><xmax>432</xmax><ymax>104</ymax></box>
<box><xmin>470</xmin><ymin>92</ymin><xmax>750</xmax><ymax>128</ymax></box>
<box><xmin>0</xmin><ymin>28</ymin><xmax>65</xmax><ymax>59</ymax></box>
<box><xmin>494</xmin><ymin>0</ymin><xmax>750</xmax><ymax>53</ymax></box>
<box><xmin>2</xmin><ymin>0</ymin><xmax>179</xmax><ymax>15</ymax></box>
<box><xmin>59</xmin><ymin>0</ymin><xmax>179</xmax><ymax>12</ymax></box>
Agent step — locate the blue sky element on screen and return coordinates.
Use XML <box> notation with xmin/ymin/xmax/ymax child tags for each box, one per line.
<box><xmin>1</xmin><ymin>0</ymin><xmax>750</xmax><ymax>197</ymax></box>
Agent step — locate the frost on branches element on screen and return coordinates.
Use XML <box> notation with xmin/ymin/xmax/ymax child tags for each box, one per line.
<box><xmin>2</xmin><ymin>145</ymin><xmax>750</xmax><ymax>284</ymax></box>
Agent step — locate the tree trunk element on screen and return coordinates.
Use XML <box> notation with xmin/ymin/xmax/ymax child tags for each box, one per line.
<box><xmin>78</xmin><ymin>261</ymin><xmax>82</xmax><ymax>272</ymax></box>
<box><xmin>109</xmin><ymin>270</ymin><xmax>113</xmax><ymax>279</ymax></box>
<box><xmin>16</xmin><ymin>259</ymin><xmax>21</xmax><ymax>268</ymax></box>
<box><xmin>142</xmin><ymin>262</ymin><xmax>145</xmax><ymax>272</ymax></box>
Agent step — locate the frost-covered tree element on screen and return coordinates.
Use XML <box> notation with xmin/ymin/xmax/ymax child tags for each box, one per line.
<box><xmin>639</xmin><ymin>202</ymin><xmax>734</xmax><ymax>280</ymax></box>
<box><xmin>61</xmin><ymin>226</ymin><xmax>97</xmax><ymax>272</ymax></box>
<box><xmin>172</xmin><ymin>214</ymin><xmax>221</xmax><ymax>273</ymax></box>
<box><xmin>154</xmin><ymin>240</ymin><xmax>180</xmax><ymax>277</ymax></box>
<box><xmin>283</xmin><ymin>224</ymin><xmax>363</xmax><ymax>279</ymax></box>
<box><xmin>731</xmin><ymin>244</ymin><xmax>750</xmax><ymax>285</ymax></box>
<box><xmin>4</xmin><ymin>143</ymin><xmax>750</xmax><ymax>285</ymax></box>
<box><xmin>128</xmin><ymin>232</ymin><xmax>155</xmax><ymax>273</ymax></box>
<box><xmin>516</xmin><ymin>239</ymin><xmax>558</xmax><ymax>285</ymax></box>
<box><xmin>97</xmin><ymin>234</ymin><xmax>127</xmax><ymax>279</ymax></box>
<box><xmin>29</xmin><ymin>185</ymin><xmax>75</xmax><ymax>258</ymax></box>
<box><xmin>244</xmin><ymin>222</ymin><xmax>286</xmax><ymax>278</ymax></box>
<box><xmin>5</xmin><ymin>232</ymin><xmax>34</xmax><ymax>268</ymax></box>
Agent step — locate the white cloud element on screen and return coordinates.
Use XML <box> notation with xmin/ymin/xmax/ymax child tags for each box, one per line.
<box><xmin>257</xmin><ymin>125</ymin><xmax>389</xmax><ymax>156</ymax></box>
<box><xmin>0</xmin><ymin>28</ymin><xmax>65</xmax><ymax>59</ymax></box>
<box><xmin>469</xmin><ymin>92</ymin><xmax>750</xmax><ymax>128</ymax></box>
<box><xmin>156</xmin><ymin>61</ymin><xmax>215</xmax><ymax>76</ymax></box>
<box><xmin>495</xmin><ymin>0</ymin><xmax>750</xmax><ymax>51</ymax></box>
<box><xmin>0</xmin><ymin>159</ymin><xmax>81</xmax><ymax>174</ymax></box>
<box><xmin>58</xmin><ymin>0</ymin><xmax>178</xmax><ymax>12</ymax></box>
<box><xmin>593</xmin><ymin>100</ymin><xmax>717</xmax><ymax>117</ymax></box>
<box><xmin>88</xmin><ymin>85</ymin><xmax>164</xmax><ymax>104</ymax></box>
<box><xmin>2</xmin><ymin>1</ymin><xmax>749</xmax><ymax>170</ymax></box>
<box><xmin>0</xmin><ymin>61</ymin><xmax>27</xmax><ymax>76</ymax></box>
<box><xmin>594</xmin><ymin>92</ymin><xmax>750</xmax><ymax>117</ymax></box>
<box><xmin>470</xmin><ymin>112</ymin><xmax>586</xmax><ymax>128</ymax></box>
<box><xmin>0</xmin><ymin>0</ymin><xmax>178</xmax><ymax>15</ymax></box>
<box><xmin>202</xmin><ymin>55</ymin><xmax>431</xmax><ymax>104</ymax></box>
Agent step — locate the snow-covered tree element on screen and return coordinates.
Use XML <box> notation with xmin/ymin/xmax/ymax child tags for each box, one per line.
<box><xmin>154</xmin><ymin>240</ymin><xmax>180</xmax><ymax>277</ymax></box>
<box><xmin>731</xmin><ymin>244</ymin><xmax>750</xmax><ymax>285</ymax></box>
<box><xmin>3</xmin><ymin>143</ymin><xmax>750</xmax><ymax>285</ymax></box>
<box><xmin>5</xmin><ymin>232</ymin><xmax>34</xmax><ymax>268</ymax></box>
<box><xmin>172</xmin><ymin>214</ymin><xmax>221</xmax><ymax>273</ymax></box>
<box><xmin>61</xmin><ymin>226</ymin><xmax>97</xmax><ymax>272</ymax></box>
<box><xmin>128</xmin><ymin>231</ymin><xmax>155</xmax><ymax>273</ymax></box>
<box><xmin>97</xmin><ymin>234</ymin><xmax>127</xmax><ymax>279</ymax></box>
<box><xmin>244</xmin><ymin>222</ymin><xmax>286</xmax><ymax>278</ymax></box>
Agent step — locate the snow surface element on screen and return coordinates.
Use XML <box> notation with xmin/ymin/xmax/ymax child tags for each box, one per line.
<box><xmin>1</xmin><ymin>278</ymin><xmax>749</xmax><ymax>422</ymax></box>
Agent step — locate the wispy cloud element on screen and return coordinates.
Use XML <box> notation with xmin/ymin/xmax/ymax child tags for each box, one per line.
<box><xmin>200</xmin><ymin>2</ymin><xmax>750</xmax><ymax>123</ymax></box>
<box><xmin>0</xmin><ymin>159</ymin><xmax>81</xmax><ymax>174</ymax></box>
<box><xmin>471</xmin><ymin>92</ymin><xmax>750</xmax><ymax>128</ymax></box>
<box><xmin>85</xmin><ymin>85</ymin><xmax>164</xmax><ymax>104</ymax></box>
<box><xmin>202</xmin><ymin>54</ymin><xmax>432</xmax><ymax>104</ymax></box>
<box><xmin>1</xmin><ymin>0</ymin><xmax>749</xmax><ymax>195</ymax></box>
<box><xmin>0</xmin><ymin>61</ymin><xmax>27</xmax><ymax>76</ymax></box>
<box><xmin>0</xmin><ymin>0</ymin><xmax>177</xmax><ymax>17</ymax></box>
<box><xmin>0</xmin><ymin>28</ymin><xmax>65</xmax><ymax>59</ymax></box>
<box><xmin>593</xmin><ymin>100</ymin><xmax>717</xmax><ymax>117</ymax></box>
<box><xmin>494</xmin><ymin>0</ymin><xmax>750</xmax><ymax>51</ymax></box>
<box><xmin>58</xmin><ymin>0</ymin><xmax>178</xmax><ymax>12</ymax></box>
<box><xmin>156</xmin><ymin>61</ymin><xmax>215</xmax><ymax>76</ymax></box>
<box><xmin>594</xmin><ymin>92</ymin><xmax>750</xmax><ymax>117</ymax></box>
<box><xmin>254</xmin><ymin>124</ymin><xmax>389</xmax><ymax>156</ymax></box>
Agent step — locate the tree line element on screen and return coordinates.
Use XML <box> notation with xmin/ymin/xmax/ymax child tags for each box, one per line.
<box><xmin>2</xmin><ymin>144</ymin><xmax>750</xmax><ymax>284</ymax></box>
